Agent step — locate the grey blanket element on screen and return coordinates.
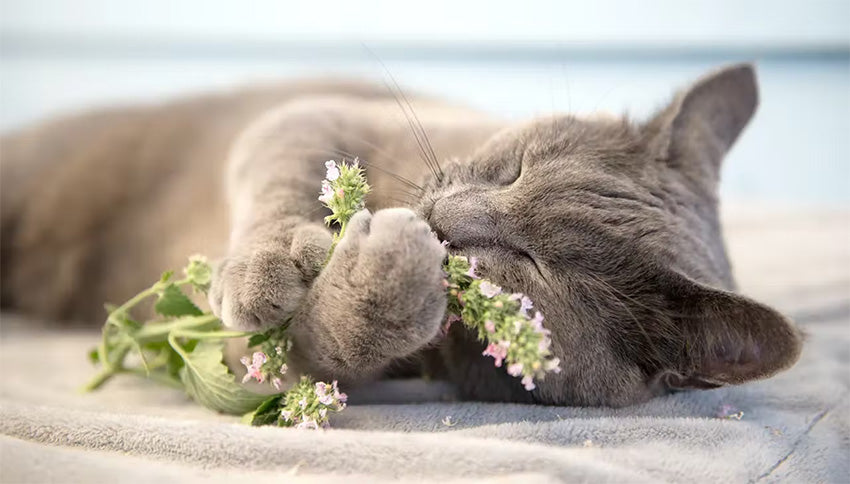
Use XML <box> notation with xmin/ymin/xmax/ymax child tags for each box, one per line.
<box><xmin>2</xmin><ymin>207</ymin><xmax>848</xmax><ymax>483</ymax></box>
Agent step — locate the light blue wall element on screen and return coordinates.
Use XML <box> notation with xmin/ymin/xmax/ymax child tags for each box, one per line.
<box><xmin>1</xmin><ymin>1</ymin><xmax>848</xmax><ymax>205</ymax></box>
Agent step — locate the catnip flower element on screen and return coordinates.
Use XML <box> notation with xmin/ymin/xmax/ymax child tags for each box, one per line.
<box><xmin>478</xmin><ymin>281</ymin><xmax>502</xmax><ymax>298</ymax></box>
<box><xmin>240</xmin><ymin>352</ymin><xmax>268</xmax><ymax>383</ymax></box>
<box><xmin>443</xmin><ymin>254</ymin><xmax>561</xmax><ymax>392</ymax></box>
<box><xmin>318</xmin><ymin>180</ymin><xmax>333</xmax><ymax>203</ymax></box>
<box><xmin>482</xmin><ymin>341</ymin><xmax>510</xmax><ymax>367</ymax></box>
<box><xmin>276</xmin><ymin>376</ymin><xmax>347</xmax><ymax>429</ymax></box>
<box><xmin>325</xmin><ymin>160</ymin><xmax>340</xmax><ymax>181</ymax></box>
<box><xmin>466</xmin><ymin>257</ymin><xmax>479</xmax><ymax>278</ymax></box>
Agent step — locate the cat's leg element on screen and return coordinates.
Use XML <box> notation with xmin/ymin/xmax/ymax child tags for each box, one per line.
<box><xmin>212</xmin><ymin>97</ymin><xmax>446</xmax><ymax>382</ymax></box>
<box><xmin>286</xmin><ymin>208</ymin><xmax>447</xmax><ymax>383</ymax></box>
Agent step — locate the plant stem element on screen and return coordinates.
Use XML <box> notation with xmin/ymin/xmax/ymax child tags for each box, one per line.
<box><xmin>81</xmin><ymin>369</ymin><xmax>116</xmax><ymax>392</ymax></box>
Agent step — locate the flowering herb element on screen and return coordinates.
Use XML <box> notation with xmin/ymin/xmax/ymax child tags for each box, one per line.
<box><xmin>443</xmin><ymin>256</ymin><xmax>561</xmax><ymax>390</ymax></box>
<box><xmin>319</xmin><ymin>159</ymin><xmax>371</xmax><ymax>257</ymax></box>
<box><xmin>85</xmin><ymin>157</ymin><xmax>560</xmax><ymax>429</ymax></box>
<box><xmin>83</xmin><ymin>255</ymin><xmax>335</xmax><ymax>426</ymax></box>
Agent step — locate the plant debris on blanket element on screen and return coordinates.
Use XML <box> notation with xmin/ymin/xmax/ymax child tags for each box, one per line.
<box><xmin>84</xmin><ymin>159</ymin><xmax>559</xmax><ymax>428</ymax></box>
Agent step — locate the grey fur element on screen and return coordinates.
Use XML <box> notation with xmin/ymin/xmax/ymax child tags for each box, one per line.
<box><xmin>0</xmin><ymin>64</ymin><xmax>802</xmax><ymax>406</ymax></box>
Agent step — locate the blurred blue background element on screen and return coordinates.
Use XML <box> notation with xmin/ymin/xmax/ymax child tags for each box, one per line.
<box><xmin>1</xmin><ymin>0</ymin><xmax>848</xmax><ymax>205</ymax></box>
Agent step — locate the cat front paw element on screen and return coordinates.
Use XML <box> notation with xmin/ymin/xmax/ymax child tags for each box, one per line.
<box><xmin>319</xmin><ymin>208</ymin><xmax>448</xmax><ymax>353</ymax></box>
<box><xmin>209</xmin><ymin>225</ymin><xmax>332</xmax><ymax>331</ymax></box>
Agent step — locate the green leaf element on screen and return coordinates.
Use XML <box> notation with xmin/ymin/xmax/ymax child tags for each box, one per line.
<box><xmin>155</xmin><ymin>284</ymin><xmax>203</xmax><ymax>317</ymax></box>
<box><xmin>160</xmin><ymin>271</ymin><xmax>174</xmax><ymax>283</ymax></box>
<box><xmin>177</xmin><ymin>340</ymin><xmax>267</xmax><ymax>415</ymax></box>
<box><xmin>246</xmin><ymin>332</ymin><xmax>270</xmax><ymax>348</ymax></box>
<box><xmin>87</xmin><ymin>348</ymin><xmax>100</xmax><ymax>365</ymax></box>
<box><xmin>242</xmin><ymin>394</ymin><xmax>284</xmax><ymax>426</ymax></box>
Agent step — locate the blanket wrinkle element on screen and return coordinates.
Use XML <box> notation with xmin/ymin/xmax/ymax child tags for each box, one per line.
<box><xmin>1</xmin><ymin>207</ymin><xmax>848</xmax><ymax>483</ymax></box>
<box><xmin>754</xmin><ymin>399</ymin><xmax>840</xmax><ymax>483</ymax></box>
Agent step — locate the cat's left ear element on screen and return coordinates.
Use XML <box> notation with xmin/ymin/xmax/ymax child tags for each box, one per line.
<box><xmin>656</xmin><ymin>269</ymin><xmax>803</xmax><ymax>390</ymax></box>
<box><xmin>644</xmin><ymin>63</ymin><xmax>759</xmax><ymax>179</ymax></box>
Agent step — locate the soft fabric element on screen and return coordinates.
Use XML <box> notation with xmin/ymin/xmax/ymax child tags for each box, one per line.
<box><xmin>1</xmin><ymin>206</ymin><xmax>848</xmax><ymax>483</ymax></box>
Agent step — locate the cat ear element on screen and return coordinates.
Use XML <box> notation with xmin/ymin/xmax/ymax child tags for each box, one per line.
<box><xmin>645</xmin><ymin>63</ymin><xmax>759</xmax><ymax>180</ymax></box>
<box><xmin>657</xmin><ymin>270</ymin><xmax>803</xmax><ymax>389</ymax></box>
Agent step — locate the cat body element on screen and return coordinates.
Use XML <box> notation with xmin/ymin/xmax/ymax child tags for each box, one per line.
<box><xmin>0</xmin><ymin>65</ymin><xmax>802</xmax><ymax>406</ymax></box>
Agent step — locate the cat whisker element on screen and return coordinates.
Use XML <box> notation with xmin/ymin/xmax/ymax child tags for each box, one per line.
<box><xmin>364</xmin><ymin>48</ymin><xmax>444</xmax><ymax>182</ymax></box>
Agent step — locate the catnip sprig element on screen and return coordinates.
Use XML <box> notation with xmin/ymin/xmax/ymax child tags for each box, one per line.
<box><xmin>84</xmin><ymin>256</ymin><xmax>344</xmax><ymax>427</ymax></box>
<box><xmin>444</xmin><ymin>255</ymin><xmax>561</xmax><ymax>390</ymax></box>
<box><xmin>319</xmin><ymin>159</ymin><xmax>370</xmax><ymax>257</ymax></box>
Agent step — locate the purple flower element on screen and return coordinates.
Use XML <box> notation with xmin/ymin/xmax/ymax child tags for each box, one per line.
<box><xmin>324</xmin><ymin>160</ymin><xmax>340</xmax><ymax>181</ymax></box>
<box><xmin>478</xmin><ymin>281</ymin><xmax>502</xmax><ymax>298</ymax></box>
<box><xmin>466</xmin><ymin>257</ymin><xmax>479</xmax><ymax>279</ymax></box>
<box><xmin>519</xmin><ymin>296</ymin><xmax>533</xmax><ymax>317</ymax></box>
<box><xmin>332</xmin><ymin>380</ymin><xmax>348</xmax><ymax>404</ymax></box>
<box><xmin>507</xmin><ymin>362</ymin><xmax>523</xmax><ymax>377</ymax></box>
<box><xmin>482</xmin><ymin>340</ymin><xmax>510</xmax><ymax>367</ymax></box>
<box><xmin>521</xmin><ymin>375</ymin><xmax>536</xmax><ymax>391</ymax></box>
<box><xmin>318</xmin><ymin>180</ymin><xmax>333</xmax><ymax>203</ymax></box>
<box><xmin>530</xmin><ymin>311</ymin><xmax>545</xmax><ymax>330</ymax></box>
<box><xmin>315</xmin><ymin>382</ymin><xmax>335</xmax><ymax>405</ymax></box>
<box><xmin>296</xmin><ymin>418</ymin><xmax>319</xmax><ymax>430</ymax></box>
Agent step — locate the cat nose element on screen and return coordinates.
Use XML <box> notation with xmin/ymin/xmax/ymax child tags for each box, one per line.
<box><xmin>429</xmin><ymin>193</ymin><xmax>497</xmax><ymax>248</ymax></box>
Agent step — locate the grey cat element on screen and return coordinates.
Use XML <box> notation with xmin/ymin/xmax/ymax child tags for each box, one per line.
<box><xmin>0</xmin><ymin>63</ymin><xmax>802</xmax><ymax>406</ymax></box>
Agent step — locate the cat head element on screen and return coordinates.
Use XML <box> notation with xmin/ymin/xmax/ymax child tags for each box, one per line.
<box><xmin>419</xmin><ymin>64</ymin><xmax>803</xmax><ymax>405</ymax></box>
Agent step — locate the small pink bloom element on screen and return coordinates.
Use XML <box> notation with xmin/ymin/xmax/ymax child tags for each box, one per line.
<box><xmin>484</xmin><ymin>320</ymin><xmax>495</xmax><ymax>333</ymax></box>
<box><xmin>281</xmin><ymin>410</ymin><xmax>293</xmax><ymax>421</ymax></box>
<box><xmin>319</xmin><ymin>408</ymin><xmax>328</xmax><ymax>419</ymax></box>
<box><xmin>332</xmin><ymin>380</ymin><xmax>348</xmax><ymax>403</ymax></box>
<box><xmin>299</xmin><ymin>398</ymin><xmax>307</xmax><ymax>409</ymax></box>
<box><xmin>466</xmin><ymin>257</ymin><xmax>479</xmax><ymax>279</ymax></box>
<box><xmin>325</xmin><ymin>160</ymin><xmax>340</xmax><ymax>181</ymax></box>
<box><xmin>482</xmin><ymin>341</ymin><xmax>510</xmax><ymax>367</ymax></box>
<box><xmin>240</xmin><ymin>351</ymin><xmax>267</xmax><ymax>383</ymax></box>
<box><xmin>507</xmin><ymin>362</ymin><xmax>523</xmax><ymax>377</ymax></box>
<box><xmin>336</xmin><ymin>188</ymin><xmax>345</xmax><ymax>198</ymax></box>
<box><xmin>521</xmin><ymin>375</ymin><xmax>536</xmax><ymax>391</ymax></box>
<box><xmin>318</xmin><ymin>180</ymin><xmax>333</xmax><ymax>203</ymax></box>
<box><xmin>272</xmin><ymin>377</ymin><xmax>283</xmax><ymax>390</ymax></box>
<box><xmin>440</xmin><ymin>240</ymin><xmax>450</xmax><ymax>248</ymax></box>
<box><xmin>280</xmin><ymin>364</ymin><xmax>289</xmax><ymax>375</ymax></box>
